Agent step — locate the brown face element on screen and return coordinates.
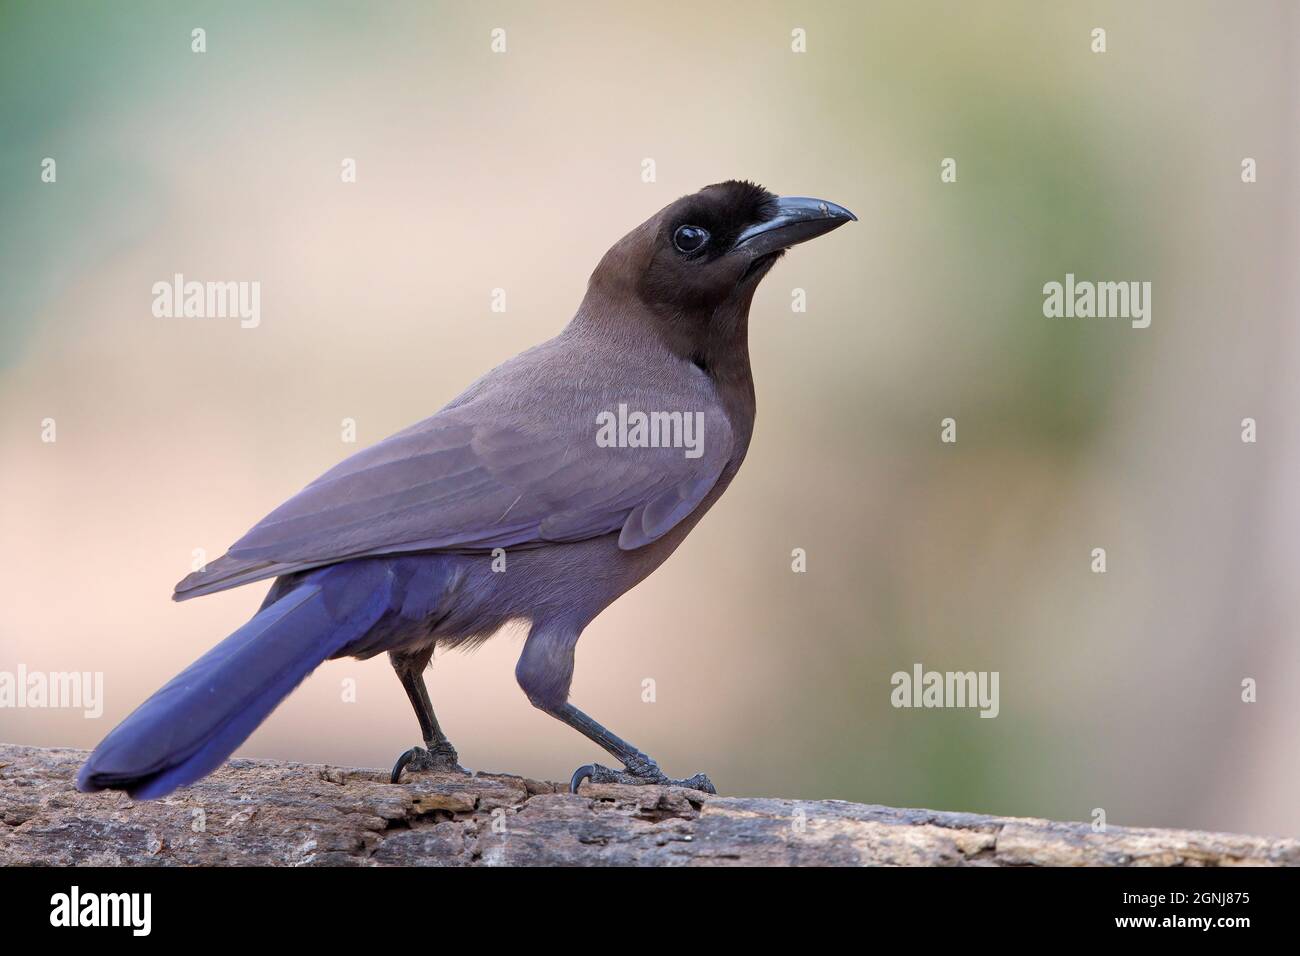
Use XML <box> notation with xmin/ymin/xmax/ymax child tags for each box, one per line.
<box><xmin>636</xmin><ymin>181</ymin><xmax>782</xmax><ymax>312</ymax></box>
<box><xmin>584</xmin><ymin>180</ymin><xmax>855</xmax><ymax>376</ymax></box>
<box><xmin>630</xmin><ymin>180</ymin><xmax>856</xmax><ymax>317</ymax></box>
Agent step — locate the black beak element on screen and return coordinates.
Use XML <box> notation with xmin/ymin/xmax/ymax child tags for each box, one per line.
<box><xmin>733</xmin><ymin>195</ymin><xmax>857</xmax><ymax>259</ymax></box>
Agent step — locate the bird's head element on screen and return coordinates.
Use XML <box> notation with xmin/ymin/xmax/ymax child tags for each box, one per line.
<box><xmin>583</xmin><ymin>180</ymin><xmax>855</xmax><ymax>373</ymax></box>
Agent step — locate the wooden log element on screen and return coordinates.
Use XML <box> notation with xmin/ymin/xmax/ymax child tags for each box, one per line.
<box><xmin>2</xmin><ymin>745</ymin><xmax>1295</xmax><ymax>866</ymax></box>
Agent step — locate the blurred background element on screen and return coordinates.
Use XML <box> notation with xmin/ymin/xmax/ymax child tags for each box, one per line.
<box><xmin>1</xmin><ymin>0</ymin><xmax>1297</xmax><ymax>837</ymax></box>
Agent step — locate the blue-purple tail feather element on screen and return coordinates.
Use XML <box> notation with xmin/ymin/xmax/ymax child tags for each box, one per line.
<box><xmin>76</xmin><ymin>562</ymin><xmax>406</xmax><ymax>800</ymax></box>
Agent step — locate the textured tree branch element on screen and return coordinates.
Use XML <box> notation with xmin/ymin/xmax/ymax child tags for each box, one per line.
<box><xmin>2</xmin><ymin>745</ymin><xmax>1295</xmax><ymax>866</ymax></box>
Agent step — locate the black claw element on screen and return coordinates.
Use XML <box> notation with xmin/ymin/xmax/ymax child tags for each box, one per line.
<box><xmin>570</xmin><ymin>764</ymin><xmax>596</xmax><ymax>793</ymax></box>
<box><xmin>390</xmin><ymin>747</ymin><xmax>419</xmax><ymax>784</ymax></box>
<box><xmin>685</xmin><ymin>774</ymin><xmax>718</xmax><ymax>795</ymax></box>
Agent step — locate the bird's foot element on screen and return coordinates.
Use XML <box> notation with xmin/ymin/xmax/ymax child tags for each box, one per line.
<box><xmin>569</xmin><ymin>757</ymin><xmax>716</xmax><ymax>795</ymax></box>
<box><xmin>390</xmin><ymin>740</ymin><xmax>469</xmax><ymax>783</ymax></box>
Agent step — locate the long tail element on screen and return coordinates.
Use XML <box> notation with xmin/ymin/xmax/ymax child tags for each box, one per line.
<box><xmin>77</xmin><ymin>575</ymin><xmax>383</xmax><ymax>800</ymax></box>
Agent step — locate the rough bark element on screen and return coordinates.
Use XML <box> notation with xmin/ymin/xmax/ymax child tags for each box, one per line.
<box><xmin>1</xmin><ymin>745</ymin><xmax>1295</xmax><ymax>866</ymax></box>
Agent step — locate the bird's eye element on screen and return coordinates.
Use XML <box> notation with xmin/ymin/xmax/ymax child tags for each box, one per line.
<box><xmin>673</xmin><ymin>225</ymin><xmax>710</xmax><ymax>254</ymax></box>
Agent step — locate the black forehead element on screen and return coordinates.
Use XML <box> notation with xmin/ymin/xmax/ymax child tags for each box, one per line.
<box><xmin>668</xmin><ymin>180</ymin><xmax>778</xmax><ymax>238</ymax></box>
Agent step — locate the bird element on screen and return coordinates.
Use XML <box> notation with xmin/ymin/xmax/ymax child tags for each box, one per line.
<box><xmin>77</xmin><ymin>180</ymin><xmax>855</xmax><ymax>800</ymax></box>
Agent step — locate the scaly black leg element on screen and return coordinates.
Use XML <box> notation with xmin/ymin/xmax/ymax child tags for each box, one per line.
<box><xmin>545</xmin><ymin>701</ymin><xmax>716</xmax><ymax>795</ymax></box>
<box><xmin>389</xmin><ymin>646</ymin><xmax>467</xmax><ymax>783</ymax></box>
<box><xmin>515</xmin><ymin>622</ymin><xmax>716</xmax><ymax>795</ymax></box>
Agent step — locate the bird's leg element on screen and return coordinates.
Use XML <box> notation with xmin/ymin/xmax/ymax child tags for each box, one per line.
<box><xmin>515</xmin><ymin>623</ymin><xmax>716</xmax><ymax>795</ymax></box>
<box><xmin>389</xmin><ymin>647</ymin><xmax>468</xmax><ymax>782</ymax></box>
<box><xmin>545</xmin><ymin>701</ymin><xmax>717</xmax><ymax>795</ymax></box>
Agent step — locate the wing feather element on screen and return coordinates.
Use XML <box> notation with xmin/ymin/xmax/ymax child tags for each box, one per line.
<box><xmin>174</xmin><ymin>344</ymin><xmax>733</xmax><ymax>600</ymax></box>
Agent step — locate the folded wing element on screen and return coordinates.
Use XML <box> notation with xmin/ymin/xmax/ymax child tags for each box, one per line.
<box><xmin>175</xmin><ymin>373</ymin><xmax>733</xmax><ymax>600</ymax></box>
